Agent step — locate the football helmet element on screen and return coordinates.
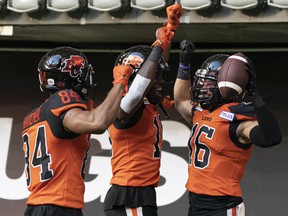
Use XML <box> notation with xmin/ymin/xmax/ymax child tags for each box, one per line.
<box><xmin>191</xmin><ymin>54</ymin><xmax>230</xmax><ymax>110</ymax></box>
<box><xmin>115</xmin><ymin>45</ymin><xmax>169</xmax><ymax>104</ymax></box>
<box><xmin>38</xmin><ymin>46</ymin><xmax>95</xmax><ymax>99</ymax></box>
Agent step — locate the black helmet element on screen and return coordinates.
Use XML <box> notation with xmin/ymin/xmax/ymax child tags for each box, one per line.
<box><xmin>115</xmin><ymin>45</ymin><xmax>169</xmax><ymax>104</ymax></box>
<box><xmin>115</xmin><ymin>45</ymin><xmax>169</xmax><ymax>84</ymax></box>
<box><xmin>38</xmin><ymin>46</ymin><xmax>95</xmax><ymax>99</ymax></box>
<box><xmin>192</xmin><ymin>54</ymin><xmax>230</xmax><ymax>110</ymax></box>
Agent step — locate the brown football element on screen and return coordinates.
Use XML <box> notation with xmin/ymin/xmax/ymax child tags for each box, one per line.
<box><xmin>218</xmin><ymin>52</ymin><xmax>249</xmax><ymax>99</ymax></box>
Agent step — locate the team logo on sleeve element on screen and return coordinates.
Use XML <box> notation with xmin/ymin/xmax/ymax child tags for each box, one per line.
<box><xmin>62</xmin><ymin>55</ymin><xmax>85</xmax><ymax>78</ymax></box>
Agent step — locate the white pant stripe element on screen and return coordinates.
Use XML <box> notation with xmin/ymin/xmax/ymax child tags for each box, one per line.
<box><xmin>137</xmin><ymin>207</ymin><xmax>143</xmax><ymax>216</ymax></box>
<box><xmin>125</xmin><ymin>208</ymin><xmax>132</xmax><ymax>216</ymax></box>
<box><xmin>125</xmin><ymin>207</ymin><xmax>143</xmax><ymax>216</ymax></box>
<box><xmin>227</xmin><ymin>202</ymin><xmax>245</xmax><ymax>216</ymax></box>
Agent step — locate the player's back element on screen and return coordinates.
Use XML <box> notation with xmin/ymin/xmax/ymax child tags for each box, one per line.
<box><xmin>22</xmin><ymin>89</ymin><xmax>90</xmax><ymax>209</ymax></box>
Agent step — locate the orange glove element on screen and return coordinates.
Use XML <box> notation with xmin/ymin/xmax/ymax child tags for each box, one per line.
<box><xmin>161</xmin><ymin>95</ymin><xmax>175</xmax><ymax>109</ymax></box>
<box><xmin>112</xmin><ymin>65</ymin><xmax>133</xmax><ymax>91</ymax></box>
<box><xmin>166</xmin><ymin>3</ymin><xmax>183</xmax><ymax>32</ymax></box>
<box><xmin>151</xmin><ymin>26</ymin><xmax>174</xmax><ymax>51</ymax></box>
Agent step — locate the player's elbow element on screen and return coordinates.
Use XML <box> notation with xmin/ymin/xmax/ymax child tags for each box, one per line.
<box><xmin>262</xmin><ymin>127</ymin><xmax>282</xmax><ymax>147</ymax></box>
<box><xmin>254</xmin><ymin>137</ymin><xmax>282</xmax><ymax>148</ymax></box>
<box><xmin>120</xmin><ymin>89</ymin><xmax>144</xmax><ymax>114</ymax></box>
<box><xmin>89</xmin><ymin>114</ymin><xmax>115</xmax><ymax>134</ymax></box>
<box><xmin>91</xmin><ymin>121</ymin><xmax>110</xmax><ymax>134</ymax></box>
<box><xmin>251</xmin><ymin>126</ymin><xmax>282</xmax><ymax>148</ymax></box>
<box><xmin>174</xmin><ymin>100</ymin><xmax>181</xmax><ymax>112</ymax></box>
<box><xmin>263</xmin><ymin>133</ymin><xmax>282</xmax><ymax>147</ymax></box>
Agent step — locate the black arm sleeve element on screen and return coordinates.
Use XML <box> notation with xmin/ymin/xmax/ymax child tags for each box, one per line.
<box><xmin>249</xmin><ymin>94</ymin><xmax>282</xmax><ymax>147</ymax></box>
<box><xmin>147</xmin><ymin>46</ymin><xmax>162</xmax><ymax>63</ymax></box>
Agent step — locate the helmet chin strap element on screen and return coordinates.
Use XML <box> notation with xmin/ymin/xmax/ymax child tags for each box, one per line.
<box><xmin>158</xmin><ymin>103</ymin><xmax>170</xmax><ymax>119</ymax></box>
<box><xmin>40</xmin><ymin>84</ymin><xmax>59</xmax><ymax>93</ymax></box>
<box><xmin>146</xmin><ymin>91</ymin><xmax>162</xmax><ymax>105</ymax></box>
<box><xmin>146</xmin><ymin>91</ymin><xmax>170</xmax><ymax>119</ymax></box>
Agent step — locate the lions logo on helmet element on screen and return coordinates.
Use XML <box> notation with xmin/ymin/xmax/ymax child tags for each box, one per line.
<box><xmin>122</xmin><ymin>52</ymin><xmax>144</xmax><ymax>70</ymax></box>
<box><xmin>117</xmin><ymin>51</ymin><xmax>146</xmax><ymax>80</ymax></box>
<box><xmin>115</xmin><ymin>45</ymin><xmax>169</xmax><ymax>84</ymax></box>
<box><xmin>61</xmin><ymin>55</ymin><xmax>85</xmax><ymax>78</ymax></box>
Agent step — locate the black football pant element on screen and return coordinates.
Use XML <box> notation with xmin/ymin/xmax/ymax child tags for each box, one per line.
<box><xmin>24</xmin><ymin>204</ymin><xmax>83</xmax><ymax>216</ymax></box>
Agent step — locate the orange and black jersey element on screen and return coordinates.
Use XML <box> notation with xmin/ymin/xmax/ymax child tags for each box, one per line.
<box><xmin>104</xmin><ymin>101</ymin><xmax>162</xmax><ymax>210</ymax></box>
<box><xmin>108</xmin><ymin>100</ymin><xmax>163</xmax><ymax>187</ymax></box>
<box><xmin>22</xmin><ymin>89</ymin><xmax>90</xmax><ymax>209</ymax></box>
<box><xmin>187</xmin><ymin>102</ymin><xmax>256</xmax><ymax>197</ymax></box>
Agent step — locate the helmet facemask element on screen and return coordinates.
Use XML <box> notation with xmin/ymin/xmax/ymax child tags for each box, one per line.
<box><xmin>73</xmin><ymin>64</ymin><xmax>96</xmax><ymax>100</ymax></box>
<box><xmin>191</xmin><ymin>69</ymin><xmax>222</xmax><ymax>110</ymax></box>
<box><xmin>191</xmin><ymin>54</ymin><xmax>230</xmax><ymax>111</ymax></box>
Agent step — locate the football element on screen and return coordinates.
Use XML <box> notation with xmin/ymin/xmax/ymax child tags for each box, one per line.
<box><xmin>218</xmin><ymin>52</ymin><xmax>249</xmax><ymax>99</ymax></box>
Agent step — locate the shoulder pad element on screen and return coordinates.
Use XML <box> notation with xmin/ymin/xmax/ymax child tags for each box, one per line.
<box><xmin>48</xmin><ymin>89</ymin><xmax>87</xmax><ymax>110</ymax></box>
<box><xmin>228</xmin><ymin>102</ymin><xmax>256</xmax><ymax>119</ymax></box>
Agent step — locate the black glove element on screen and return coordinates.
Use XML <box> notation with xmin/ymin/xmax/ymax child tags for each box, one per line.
<box><xmin>245</xmin><ymin>56</ymin><xmax>257</xmax><ymax>97</ymax></box>
<box><xmin>179</xmin><ymin>40</ymin><xmax>195</xmax><ymax>69</ymax></box>
<box><xmin>245</xmin><ymin>56</ymin><xmax>265</xmax><ymax>108</ymax></box>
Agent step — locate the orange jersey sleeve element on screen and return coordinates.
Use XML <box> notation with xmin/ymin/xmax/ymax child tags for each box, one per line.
<box><xmin>108</xmin><ymin>102</ymin><xmax>163</xmax><ymax>187</ymax></box>
<box><xmin>22</xmin><ymin>89</ymin><xmax>90</xmax><ymax>209</ymax></box>
<box><xmin>186</xmin><ymin>102</ymin><xmax>256</xmax><ymax>197</ymax></box>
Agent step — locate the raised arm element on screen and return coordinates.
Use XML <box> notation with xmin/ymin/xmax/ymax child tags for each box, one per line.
<box><xmin>118</xmin><ymin>3</ymin><xmax>183</xmax><ymax>123</ymax></box>
<box><xmin>237</xmin><ymin>57</ymin><xmax>282</xmax><ymax>147</ymax></box>
<box><xmin>62</xmin><ymin>65</ymin><xmax>133</xmax><ymax>134</ymax></box>
<box><xmin>174</xmin><ymin>40</ymin><xmax>195</xmax><ymax>124</ymax></box>
<box><xmin>118</xmin><ymin>27</ymin><xmax>174</xmax><ymax>123</ymax></box>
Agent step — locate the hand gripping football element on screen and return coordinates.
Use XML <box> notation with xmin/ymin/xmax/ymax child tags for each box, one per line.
<box><xmin>218</xmin><ymin>52</ymin><xmax>249</xmax><ymax>99</ymax></box>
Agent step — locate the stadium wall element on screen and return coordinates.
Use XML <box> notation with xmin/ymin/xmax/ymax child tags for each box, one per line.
<box><xmin>0</xmin><ymin>50</ymin><xmax>287</xmax><ymax>216</ymax></box>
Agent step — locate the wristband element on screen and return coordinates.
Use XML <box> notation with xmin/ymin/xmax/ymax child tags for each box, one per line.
<box><xmin>179</xmin><ymin>64</ymin><xmax>190</xmax><ymax>70</ymax></box>
<box><xmin>177</xmin><ymin>65</ymin><xmax>190</xmax><ymax>80</ymax></box>
<box><xmin>250</xmin><ymin>93</ymin><xmax>265</xmax><ymax>109</ymax></box>
<box><xmin>147</xmin><ymin>46</ymin><xmax>162</xmax><ymax>63</ymax></box>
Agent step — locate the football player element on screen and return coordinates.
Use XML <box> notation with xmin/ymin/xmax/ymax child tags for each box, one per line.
<box><xmin>22</xmin><ymin>47</ymin><xmax>133</xmax><ymax>216</ymax></box>
<box><xmin>174</xmin><ymin>40</ymin><xmax>282</xmax><ymax>216</ymax></box>
<box><xmin>103</xmin><ymin>3</ymin><xmax>182</xmax><ymax>216</ymax></box>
